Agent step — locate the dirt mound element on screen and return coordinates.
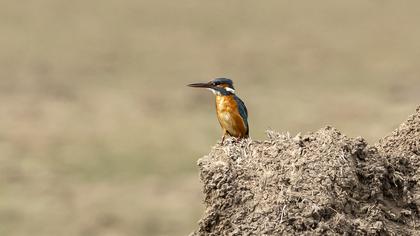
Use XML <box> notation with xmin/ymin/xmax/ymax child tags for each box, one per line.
<box><xmin>191</xmin><ymin>107</ymin><xmax>420</xmax><ymax>235</ymax></box>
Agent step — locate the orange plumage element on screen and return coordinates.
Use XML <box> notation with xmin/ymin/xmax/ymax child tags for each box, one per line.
<box><xmin>215</xmin><ymin>95</ymin><xmax>248</xmax><ymax>138</ymax></box>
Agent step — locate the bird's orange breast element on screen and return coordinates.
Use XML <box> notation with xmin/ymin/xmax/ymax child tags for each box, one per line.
<box><xmin>215</xmin><ymin>95</ymin><xmax>248</xmax><ymax>138</ymax></box>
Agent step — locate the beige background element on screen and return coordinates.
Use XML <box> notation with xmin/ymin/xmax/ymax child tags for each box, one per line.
<box><xmin>0</xmin><ymin>1</ymin><xmax>419</xmax><ymax>235</ymax></box>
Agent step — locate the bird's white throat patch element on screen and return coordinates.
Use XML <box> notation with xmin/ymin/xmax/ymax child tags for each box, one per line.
<box><xmin>208</xmin><ymin>88</ymin><xmax>221</xmax><ymax>95</ymax></box>
<box><xmin>207</xmin><ymin>87</ymin><xmax>235</xmax><ymax>95</ymax></box>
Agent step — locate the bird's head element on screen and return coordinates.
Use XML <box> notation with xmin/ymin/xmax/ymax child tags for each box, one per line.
<box><xmin>187</xmin><ymin>78</ymin><xmax>235</xmax><ymax>96</ymax></box>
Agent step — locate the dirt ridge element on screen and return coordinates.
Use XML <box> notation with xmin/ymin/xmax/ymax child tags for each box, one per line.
<box><xmin>192</xmin><ymin>106</ymin><xmax>420</xmax><ymax>235</ymax></box>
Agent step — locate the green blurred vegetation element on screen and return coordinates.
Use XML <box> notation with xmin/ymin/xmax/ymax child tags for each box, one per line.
<box><xmin>0</xmin><ymin>1</ymin><xmax>419</xmax><ymax>235</ymax></box>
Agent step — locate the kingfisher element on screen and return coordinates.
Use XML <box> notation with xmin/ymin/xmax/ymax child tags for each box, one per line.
<box><xmin>188</xmin><ymin>78</ymin><xmax>249</xmax><ymax>143</ymax></box>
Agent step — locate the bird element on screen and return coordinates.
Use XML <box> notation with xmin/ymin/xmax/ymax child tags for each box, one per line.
<box><xmin>187</xmin><ymin>78</ymin><xmax>249</xmax><ymax>143</ymax></box>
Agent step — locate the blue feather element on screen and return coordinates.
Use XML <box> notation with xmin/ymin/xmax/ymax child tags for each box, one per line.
<box><xmin>233</xmin><ymin>95</ymin><xmax>249</xmax><ymax>135</ymax></box>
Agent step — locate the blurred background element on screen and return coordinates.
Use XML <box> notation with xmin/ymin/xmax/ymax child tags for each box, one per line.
<box><xmin>0</xmin><ymin>1</ymin><xmax>419</xmax><ymax>235</ymax></box>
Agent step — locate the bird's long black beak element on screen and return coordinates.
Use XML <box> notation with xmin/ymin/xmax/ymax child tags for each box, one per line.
<box><xmin>187</xmin><ymin>82</ymin><xmax>212</xmax><ymax>88</ymax></box>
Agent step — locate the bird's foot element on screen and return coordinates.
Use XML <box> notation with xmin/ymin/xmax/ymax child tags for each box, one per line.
<box><xmin>219</xmin><ymin>138</ymin><xmax>225</xmax><ymax>146</ymax></box>
<box><xmin>219</xmin><ymin>135</ymin><xmax>227</xmax><ymax>145</ymax></box>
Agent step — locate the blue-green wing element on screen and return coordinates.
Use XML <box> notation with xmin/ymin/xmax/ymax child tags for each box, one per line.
<box><xmin>234</xmin><ymin>95</ymin><xmax>249</xmax><ymax>135</ymax></box>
